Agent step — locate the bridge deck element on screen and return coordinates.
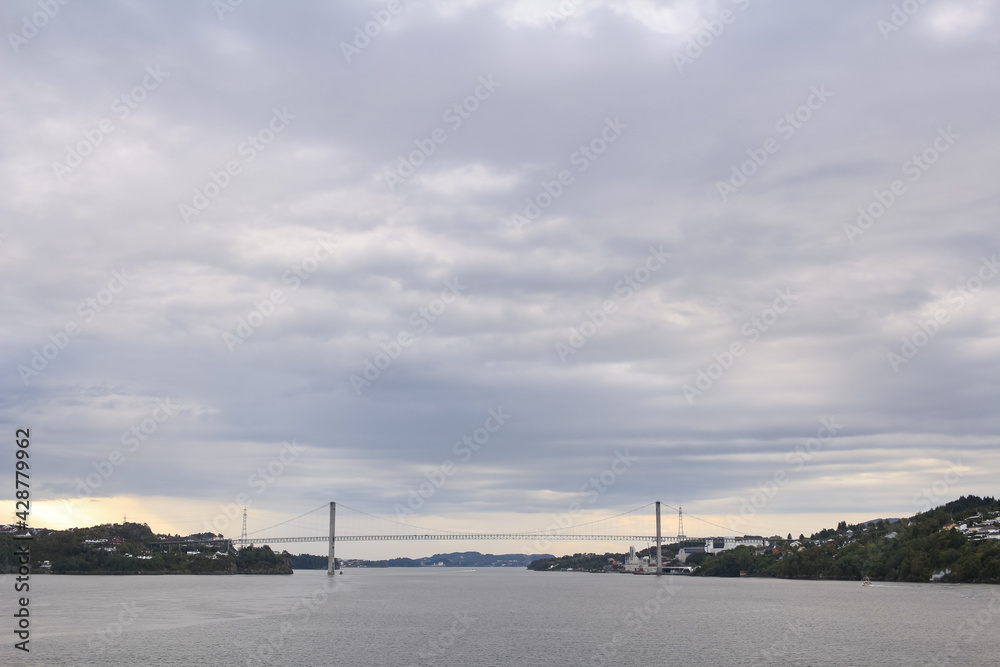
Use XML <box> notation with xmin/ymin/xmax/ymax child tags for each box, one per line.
<box><xmin>229</xmin><ymin>534</ymin><xmax>683</xmax><ymax>544</ymax></box>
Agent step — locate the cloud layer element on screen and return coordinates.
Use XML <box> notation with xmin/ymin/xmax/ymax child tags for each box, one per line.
<box><xmin>2</xmin><ymin>0</ymin><xmax>998</xmax><ymax>554</ymax></box>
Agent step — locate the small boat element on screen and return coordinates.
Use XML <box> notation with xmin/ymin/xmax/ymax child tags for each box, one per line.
<box><xmin>861</xmin><ymin>577</ymin><xmax>872</xmax><ymax>586</ymax></box>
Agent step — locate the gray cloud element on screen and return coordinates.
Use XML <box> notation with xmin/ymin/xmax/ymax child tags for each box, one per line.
<box><xmin>2</xmin><ymin>0</ymin><xmax>998</xmax><ymax>552</ymax></box>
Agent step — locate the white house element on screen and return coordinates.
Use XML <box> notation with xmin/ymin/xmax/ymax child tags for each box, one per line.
<box><xmin>677</xmin><ymin>536</ymin><xmax>769</xmax><ymax>562</ymax></box>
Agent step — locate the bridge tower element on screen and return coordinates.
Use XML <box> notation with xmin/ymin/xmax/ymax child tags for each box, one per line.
<box><xmin>327</xmin><ymin>502</ymin><xmax>336</xmax><ymax>575</ymax></box>
<box><xmin>240</xmin><ymin>507</ymin><xmax>248</xmax><ymax>549</ymax></box>
<box><xmin>655</xmin><ymin>501</ymin><xmax>662</xmax><ymax>576</ymax></box>
<box><xmin>677</xmin><ymin>506</ymin><xmax>686</xmax><ymax>541</ymax></box>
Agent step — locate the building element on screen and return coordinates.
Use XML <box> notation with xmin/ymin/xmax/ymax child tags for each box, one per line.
<box><xmin>623</xmin><ymin>546</ymin><xmax>654</xmax><ymax>573</ymax></box>
<box><xmin>677</xmin><ymin>536</ymin><xmax>769</xmax><ymax>563</ymax></box>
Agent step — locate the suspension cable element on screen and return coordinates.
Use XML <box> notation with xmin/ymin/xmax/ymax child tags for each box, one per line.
<box><xmin>337</xmin><ymin>503</ymin><xmax>471</xmax><ymax>534</ymax></box>
<box><xmin>339</xmin><ymin>502</ymin><xmax>657</xmax><ymax>536</ymax></box>
<box><xmin>247</xmin><ymin>503</ymin><xmax>328</xmax><ymax>536</ymax></box>
<box><xmin>658</xmin><ymin>502</ymin><xmax>741</xmax><ymax>536</ymax></box>
<box><xmin>527</xmin><ymin>503</ymin><xmax>657</xmax><ymax>535</ymax></box>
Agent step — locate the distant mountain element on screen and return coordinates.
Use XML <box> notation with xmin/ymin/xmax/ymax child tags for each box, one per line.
<box><xmin>338</xmin><ymin>551</ymin><xmax>554</xmax><ymax>568</ymax></box>
<box><xmin>420</xmin><ymin>551</ymin><xmax>554</xmax><ymax>567</ymax></box>
<box><xmin>859</xmin><ymin>518</ymin><xmax>900</xmax><ymax>526</ymax></box>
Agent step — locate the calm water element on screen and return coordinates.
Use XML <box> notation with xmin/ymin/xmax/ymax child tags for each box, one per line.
<box><xmin>4</xmin><ymin>569</ymin><xmax>999</xmax><ymax>666</ymax></box>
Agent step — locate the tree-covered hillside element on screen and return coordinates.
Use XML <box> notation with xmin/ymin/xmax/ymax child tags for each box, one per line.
<box><xmin>694</xmin><ymin>496</ymin><xmax>1000</xmax><ymax>582</ymax></box>
<box><xmin>527</xmin><ymin>496</ymin><xmax>1000</xmax><ymax>583</ymax></box>
<box><xmin>0</xmin><ymin>522</ymin><xmax>292</xmax><ymax>574</ymax></box>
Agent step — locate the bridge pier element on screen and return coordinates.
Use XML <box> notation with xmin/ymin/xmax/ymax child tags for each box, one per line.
<box><xmin>327</xmin><ymin>502</ymin><xmax>336</xmax><ymax>575</ymax></box>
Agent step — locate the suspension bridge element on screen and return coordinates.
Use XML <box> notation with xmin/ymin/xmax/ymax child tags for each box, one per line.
<box><xmin>157</xmin><ymin>501</ymin><xmax>735</xmax><ymax>575</ymax></box>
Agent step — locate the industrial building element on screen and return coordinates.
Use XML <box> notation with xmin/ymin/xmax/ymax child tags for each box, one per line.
<box><xmin>676</xmin><ymin>536</ymin><xmax>769</xmax><ymax>563</ymax></box>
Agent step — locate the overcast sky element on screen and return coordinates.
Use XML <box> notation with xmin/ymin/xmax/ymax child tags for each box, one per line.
<box><xmin>2</xmin><ymin>0</ymin><xmax>998</xmax><ymax>558</ymax></box>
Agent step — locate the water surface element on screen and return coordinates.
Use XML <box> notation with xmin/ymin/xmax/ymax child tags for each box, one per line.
<box><xmin>7</xmin><ymin>569</ymin><xmax>998</xmax><ymax>666</ymax></box>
